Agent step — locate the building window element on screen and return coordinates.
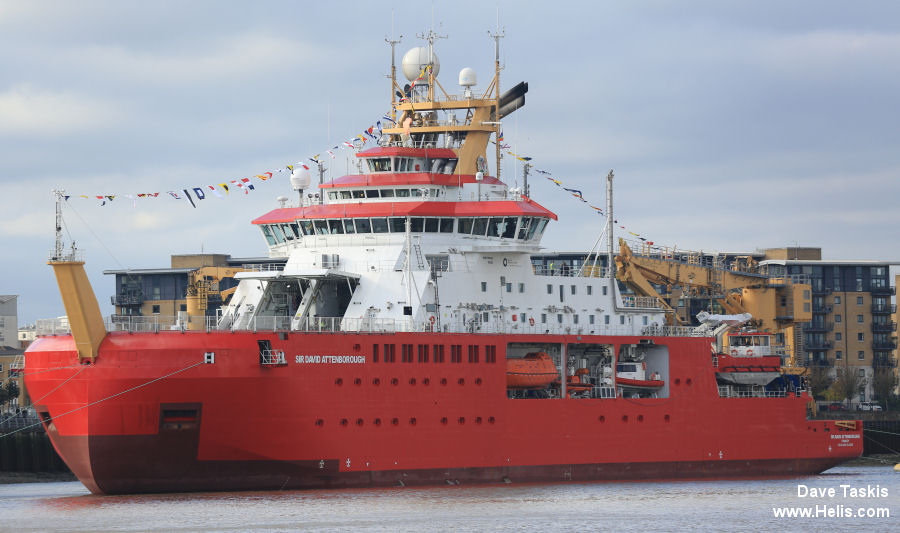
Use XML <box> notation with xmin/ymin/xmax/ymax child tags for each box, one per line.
<box><xmin>605</xmin><ymin>315</ymin><xmax>610</xmax><ymax>325</ymax></box>
<box><xmin>858</xmin><ymin>333</ymin><xmax>864</xmax><ymax>342</ymax></box>
<box><xmin>858</xmin><ymin>351</ymin><xmax>865</xmax><ymax>360</ymax></box>
<box><xmin>803</xmin><ymin>302</ymin><xmax>810</xmax><ymax>312</ymax></box>
<box><xmin>372</xmin><ymin>344</ymin><xmax>379</xmax><ymax>363</ymax></box>
<box><xmin>574</xmin><ymin>314</ymin><xmax>579</xmax><ymax>324</ymax></box>
<box><xmin>571</xmin><ymin>285</ymin><xmax>576</xmax><ymax>295</ymax></box>
<box><xmin>857</xmin><ymin>296</ymin><xmax>864</xmax><ymax>305</ymax></box>
<box><xmin>835</xmin><ymin>350</ymin><xmax>842</xmax><ymax>360</ymax></box>
<box><xmin>518</xmin><ymin>283</ymin><xmax>525</xmax><ymax>293</ymax></box>
<box><xmin>152</xmin><ymin>305</ymin><xmax>160</xmax><ymax>314</ymax></box>
<box><xmin>834</xmin><ymin>296</ymin><xmax>841</xmax><ymax>304</ymax></box>
<box><xmin>619</xmin><ymin>315</ymin><xmax>625</xmax><ymax>325</ymax></box>
<box><xmin>642</xmin><ymin>316</ymin><xmax>648</xmax><ymax>325</ymax></box>
<box><xmin>481</xmin><ymin>282</ymin><xmax>487</xmax><ymax>292</ymax></box>
<box><xmin>557</xmin><ymin>314</ymin><xmax>563</xmax><ymax>324</ymax></box>
<box><xmin>547</xmin><ymin>284</ymin><xmax>553</xmax><ymax>295</ymax></box>
<box><xmin>506</xmin><ymin>283</ymin><xmax>512</xmax><ymax>293</ymax></box>
<box><xmin>587</xmin><ymin>286</ymin><xmax>593</xmax><ymax>295</ymax></box>
<box><xmin>602</xmin><ymin>286</ymin><xmax>608</xmax><ymax>296</ymax></box>
<box><xmin>857</xmin><ymin>315</ymin><xmax>864</xmax><ymax>323</ymax></box>
<box><xmin>179</xmin><ymin>304</ymin><xmax>187</xmax><ymax>312</ymax></box>
<box><xmin>589</xmin><ymin>315</ymin><xmax>595</xmax><ymax>324</ymax></box>
<box><xmin>835</xmin><ymin>332</ymin><xmax>842</xmax><ymax>341</ymax></box>
<box><xmin>859</xmin><ymin>368</ymin><xmax>865</xmax><ymax>377</ymax></box>
<box><xmin>541</xmin><ymin>313</ymin><xmax>547</xmax><ymax>324</ymax></box>
<box><xmin>835</xmin><ymin>314</ymin><xmax>841</xmax><ymax>323</ymax></box>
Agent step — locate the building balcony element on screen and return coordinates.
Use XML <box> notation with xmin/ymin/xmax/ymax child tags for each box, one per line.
<box><xmin>871</xmin><ymin>304</ymin><xmax>896</xmax><ymax>314</ymax></box>
<box><xmin>805</xmin><ymin>340</ymin><xmax>834</xmax><ymax>351</ymax></box>
<box><xmin>871</xmin><ymin>321</ymin><xmax>897</xmax><ymax>333</ymax></box>
<box><xmin>871</xmin><ymin>286</ymin><xmax>896</xmax><ymax>296</ymax></box>
<box><xmin>873</xmin><ymin>355</ymin><xmax>898</xmax><ymax>368</ymax></box>
<box><xmin>806</xmin><ymin>357</ymin><xmax>833</xmax><ymax>368</ymax></box>
<box><xmin>811</xmin><ymin>285</ymin><xmax>831</xmax><ymax>295</ymax></box>
<box><xmin>872</xmin><ymin>341</ymin><xmax>898</xmax><ymax>350</ymax></box>
<box><xmin>804</xmin><ymin>322</ymin><xmax>834</xmax><ymax>333</ymax></box>
<box><xmin>111</xmin><ymin>294</ymin><xmax>144</xmax><ymax>306</ymax></box>
<box><xmin>811</xmin><ymin>304</ymin><xmax>833</xmax><ymax>314</ymax></box>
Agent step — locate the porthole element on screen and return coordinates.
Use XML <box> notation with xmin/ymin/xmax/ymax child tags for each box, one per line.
<box><xmin>441</xmin><ymin>417</ymin><xmax>448</xmax><ymax>425</ymax></box>
<box><xmin>391</xmin><ymin>378</ymin><xmax>399</xmax><ymax>386</ymax></box>
<box><xmin>409</xmin><ymin>417</ymin><xmax>417</xmax><ymax>426</ymax></box>
<box><xmin>373</xmin><ymin>378</ymin><xmax>381</xmax><ymax>386</ymax></box>
<box><xmin>335</xmin><ymin>378</ymin><xmax>343</xmax><ymax>386</ymax></box>
<box><xmin>340</xmin><ymin>418</ymin><xmax>348</xmax><ymax>426</ymax></box>
<box><xmin>409</xmin><ymin>378</ymin><xmax>417</xmax><ymax>386</ymax></box>
<box><xmin>354</xmin><ymin>378</ymin><xmax>362</xmax><ymax>386</ymax></box>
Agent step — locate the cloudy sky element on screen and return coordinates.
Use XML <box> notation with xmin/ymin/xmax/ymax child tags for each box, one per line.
<box><xmin>2</xmin><ymin>1</ymin><xmax>899</xmax><ymax>325</ymax></box>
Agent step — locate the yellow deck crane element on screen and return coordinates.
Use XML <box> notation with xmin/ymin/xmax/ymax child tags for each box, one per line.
<box><xmin>615</xmin><ymin>239</ymin><xmax>812</xmax><ymax>374</ymax></box>
<box><xmin>184</xmin><ymin>266</ymin><xmax>246</xmax><ymax>330</ymax></box>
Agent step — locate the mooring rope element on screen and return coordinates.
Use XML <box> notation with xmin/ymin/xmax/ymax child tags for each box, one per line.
<box><xmin>0</xmin><ymin>361</ymin><xmax>204</xmax><ymax>438</ymax></box>
<box><xmin>0</xmin><ymin>366</ymin><xmax>87</xmax><ymax>426</ymax></box>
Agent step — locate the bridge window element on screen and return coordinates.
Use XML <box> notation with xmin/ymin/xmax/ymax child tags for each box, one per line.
<box><xmin>371</xmin><ymin>218</ymin><xmax>389</xmax><ymax>233</ymax></box>
<box><xmin>271</xmin><ymin>225</ymin><xmax>286</xmax><ymax>243</ymax></box>
<box><xmin>472</xmin><ymin>218</ymin><xmax>488</xmax><ymax>236</ymax></box>
<box><xmin>298</xmin><ymin>220</ymin><xmax>313</xmax><ymax>236</ymax></box>
<box><xmin>352</xmin><ymin>190</ymin><xmax>365</xmax><ymax>199</ymax></box>
<box><xmin>411</xmin><ymin>188</ymin><xmax>423</xmax><ymax>197</ymax></box>
<box><xmin>487</xmin><ymin>217</ymin><xmax>503</xmax><ymax>237</ymax></box>
<box><xmin>380</xmin><ymin>189</ymin><xmax>395</xmax><ymax>197</ymax></box>
<box><xmin>518</xmin><ymin>217</ymin><xmax>531</xmax><ymax>239</ymax></box>
<box><xmin>410</xmin><ymin>217</ymin><xmax>424</xmax><ymax>232</ymax></box>
<box><xmin>328</xmin><ymin>191</ymin><xmax>338</xmax><ymax>200</ymax></box>
<box><xmin>502</xmin><ymin>217</ymin><xmax>517</xmax><ymax>239</ymax></box>
<box><xmin>279</xmin><ymin>224</ymin><xmax>294</xmax><ymax>240</ymax></box>
<box><xmin>439</xmin><ymin>218</ymin><xmax>454</xmax><ymax>232</ymax></box>
<box><xmin>389</xmin><ymin>217</ymin><xmax>406</xmax><ymax>232</ymax></box>
<box><xmin>313</xmin><ymin>220</ymin><xmax>329</xmax><ymax>235</ymax></box>
<box><xmin>396</xmin><ymin>189</ymin><xmax>410</xmax><ymax>197</ymax></box>
<box><xmin>458</xmin><ymin>218</ymin><xmax>473</xmax><ymax>234</ymax></box>
<box><xmin>355</xmin><ymin>218</ymin><xmax>372</xmax><ymax>233</ymax></box>
<box><xmin>367</xmin><ymin>158</ymin><xmax>392</xmax><ymax>172</ymax></box>
<box><xmin>366</xmin><ymin>189</ymin><xmax>380</xmax><ymax>198</ymax></box>
<box><xmin>424</xmin><ymin>218</ymin><xmax>439</xmax><ymax>232</ymax></box>
<box><xmin>343</xmin><ymin>220</ymin><xmax>356</xmax><ymax>234</ymax></box>
<box><xmin>288</xmin><ymin>223</ymin><xmax>300</xmax><ymax>239</ymax></box>
<box><xmin>261</xmin><ymin>225</ymin><xmax>276</xmax><ymax>246</ymax></box>
<box><xmin>327</xmin><ymin>220</ymin><xmax>344</xmax><ymax>234</ymax></box>
<box><xmin>340</xmin><ymin>190</ymin><xmax>352</xmax><ymax>199</ymax></box>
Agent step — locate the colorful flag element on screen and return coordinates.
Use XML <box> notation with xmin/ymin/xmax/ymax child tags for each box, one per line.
<box><xmin>183</xmin><ymin>189</ymin><xmax>196</xmax><ymax>208</ymax></box>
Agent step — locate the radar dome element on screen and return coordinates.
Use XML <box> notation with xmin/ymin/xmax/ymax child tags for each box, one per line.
<box><xmin>290</xmin><ymin>166</ymin><xmax>311</xmax><ymax>191</ymax></box>
<box><xmin>458</xmin><ymin>67</ymin><xmax>477</xmax><ymax>87</ymax></box>
<box><xmin>401</xmin><ymin>47</ymin><xmax>440</xmax><ymax>82</ymax></box>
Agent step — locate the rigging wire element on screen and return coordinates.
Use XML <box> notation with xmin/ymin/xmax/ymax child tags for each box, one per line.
<box><xmin>0</xmin><ymin>361</ymin><xmax>204</xmax><ymax>439</ymax></box>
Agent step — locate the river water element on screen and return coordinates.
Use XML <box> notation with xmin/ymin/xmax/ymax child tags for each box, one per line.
<box><xmin>1</xmin><ymin>465</ymin><xmax>897</xmax><ymax>532</ymax></box>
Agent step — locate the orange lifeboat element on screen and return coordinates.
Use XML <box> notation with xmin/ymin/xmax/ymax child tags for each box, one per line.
<box><xmin>507</xmin><ymin>352</ymin><xmax>558</xmax><ymax>389</ymax></box>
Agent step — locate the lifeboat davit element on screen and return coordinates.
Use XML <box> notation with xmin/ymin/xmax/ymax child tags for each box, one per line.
<box><xmin>616</xmin><ymin>377</ymin><xmax>665</xmax><ymax>389</ymax></box>
<box><xmin>507</xmin><ymin>352</ymin><xmax>558</xmax><ymax>389</ymax></box>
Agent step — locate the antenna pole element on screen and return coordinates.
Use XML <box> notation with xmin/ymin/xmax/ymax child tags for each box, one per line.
<box><xmin>522</xmin><ymin>161</ymin><xmax>531</xmax><ymax>198</ymax></box>
<box><xmin>606</xmin><ymin>170</ymin><xmax>615</xmax><ymax>279</ymax></box>
<box><xmin>489</xmin><ymin>22</ymin><xmax>504</xmax><ymax>180</ymax></box>
<box><xmin>385</xmin><ymin>28</ymin><xmax>402</xmax><ymax>123</ymax></box>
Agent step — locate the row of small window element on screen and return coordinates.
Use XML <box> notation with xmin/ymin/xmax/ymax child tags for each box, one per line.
<box><xmin>318</xmin><ymin>415</ymin><xmax>496</xmax><ymax>428</ymax></box>
<box><xmin>834</xmin><ymin>314</ymin><xmax>869</xmax><ymax>323</ymax></box>
<box><xmin>835</xmin><ymin>351</ymin><xmax>869</xmax><ymax>362</ymax></box>
<box><xmin>831</xmin><ymin>332</ymin><xmax>867</xmax><ymax>341</ymax></box>
<box><xmin>366</xmin><ymin>157</ymin><xmax>457</xmax><ymax>175</ymax></box>
<box><xmin>480</xmin><ymin>282</ymin><xmax>608</xmax><ymax>297</ymax></box>
<box><xmin>373</xmin><ymin>344</ymin><xmax>499</xmax><ymax>364</ymax></box>
<box><xmin>832</xmin><ymin>296</ymin><xmax>876</xmax><ymax>305</ymax></box>
<box><xmin>260</xmin><ymin>216</ymin><xmax>549</xmax><ymax>245</ymax></box>
<box><xmin>326</xmin><ymin>188</ymin><xmax>441</xmax><ymax>200</ymax></box>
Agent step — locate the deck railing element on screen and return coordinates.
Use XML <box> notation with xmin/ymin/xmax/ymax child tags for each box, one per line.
<box><xmin>37</xmin><ymin>314</ymin><xmax>705</xmax><ymax>338</ymax></box>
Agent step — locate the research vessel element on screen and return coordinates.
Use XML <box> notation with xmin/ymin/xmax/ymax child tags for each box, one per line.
<box><xmin>25</xmin><ymin>32</ymin><xmax>862</xmax><ymax>494</ymax></box>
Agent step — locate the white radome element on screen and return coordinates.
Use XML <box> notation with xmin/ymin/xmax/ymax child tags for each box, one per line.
<box><xmin>401</xmin><ymin>47</ymin><xmax>440</xmax><ymax>81</ymax></box>
<box><xmin>290</xmin><ymin>167</ymin><xmax>312</xmax><ymax>191</ymax></box>
<box><xmin>459</xmin><ymin>67</ymin><xmax>477</xmax><ymax>87</ymax></box>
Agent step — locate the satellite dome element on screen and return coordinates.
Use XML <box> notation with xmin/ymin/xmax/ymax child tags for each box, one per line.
<box><xmin>401</xmin><ymin>47</ymin><xmax>440</xmax><ymax>82</ymax></box>
<box><xmin>290</xmin><ymin>166</ymin><xmax>311</xmax><ymax>191</ymax></box>
<box><xmin>458</xmin><ymin>67</ymin><xmax>477</xmax><ymax>87</ymax></box>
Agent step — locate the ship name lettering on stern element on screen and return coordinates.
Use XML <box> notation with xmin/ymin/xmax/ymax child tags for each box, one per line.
<box><xmin>294</xmin><ymin>355</ymin><xmax>367</xmax><ymax>364</ymax></box>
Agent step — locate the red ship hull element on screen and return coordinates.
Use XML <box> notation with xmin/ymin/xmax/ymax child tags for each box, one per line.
<box><xmin>25</xmin><ymin>331</ymin><xmax>862</xmax><ymax>494</ymax></box>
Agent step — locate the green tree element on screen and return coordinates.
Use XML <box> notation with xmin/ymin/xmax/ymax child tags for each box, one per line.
<box><xmin>4</xmin><ymin>379</ymin><xmax>19</xmax><ymax>406</ymax></box>
<box><xmin>806</xmin><ymin>365</ymin><xmax>833</xmax><ymax>400</ymax></box>
<box><xmin>871</xmin><ymin>368</ymin><xmax>897</xmax><ymax>410</ymax></box>
<box><xmin>833</xmin><ymin>365</ymin><xmax>864</xmax><ymax>406</ymax></box>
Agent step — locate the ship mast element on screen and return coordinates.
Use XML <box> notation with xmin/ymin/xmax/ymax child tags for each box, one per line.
<box><xmin>385</xmin><ymin>30</ymin><xmax>402</xmax><ymax>124</ymax></box>
<box><xmin>606</xmin><ymin>170</ymin><xmax>615</xmax><ymax>279</ymax></box>
<box><xmin>488</xmin><ymin>23</ymin><xmax>504</xmax><ymax>180</ymax></box>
